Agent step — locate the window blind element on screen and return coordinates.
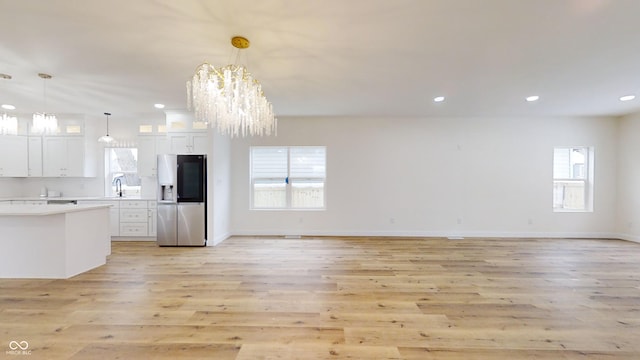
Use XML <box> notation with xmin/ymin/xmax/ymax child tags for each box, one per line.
<box><xmin>290</xmin><ymin>147</ymin><xmax>326</xmax><ymax>178</ymax></box>
<box><xmin>553</xmin><ymin>148</ymin><xmax>571</xmax><ymax>179</ymax></box>
<box><xmin>251</xmin><ymin>147</ymin><xmax>287</xmax><ymax>179</ymax></box>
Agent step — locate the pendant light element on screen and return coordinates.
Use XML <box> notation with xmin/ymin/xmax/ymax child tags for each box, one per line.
<box><xmin>0</xmin><ymin>73</ymin><xmax>18</xmax><ymax>135</ymax></box>
<box><xmin>32</xmin><ymin>73</ymin><xmax>58</xmax><ymax>134</ymax></box>
<box><xmin>98</xmin><ymin>112</ymin><xmax>116</xmax><ymax>144</ymax></box>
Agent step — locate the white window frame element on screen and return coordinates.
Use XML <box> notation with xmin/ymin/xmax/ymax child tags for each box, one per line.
<box><xmin>250</xmin><ymin>146</ymin><xmax>326</xmax><ymax>210</ymax></box>
<box><xmin>553</xmin><ymin>146</ymin><xmax>594</xmax><ymax>212</ymax></box>
<box><xmin>104</xmin><ymin>147</ymin><xmax>141</xmax><ymax>198</ymax></box>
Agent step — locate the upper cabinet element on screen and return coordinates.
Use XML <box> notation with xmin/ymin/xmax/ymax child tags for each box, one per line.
<box><xmin>168</xmin><ymin>132</ymin><xmax>209</xmax><ymax>154</ymax></box>
<box><xmin>27</xmin><ymin>136</ymin><xmax>43</xmax><ymax>177</ymax></box>
<box><xmin>30</xmin><ymin>115</ymin><xmax>96</xmax><ymax>178</ymax></box>
<box><xmin>39</xmin><ymin>115</ymin><xmax>96</xmax><ymax>178</ymax></box>
<box><xmin>0</xmin><ymin>135</ymin><xmax>28</xmax><ymax>177</ymax></box>
<box><xmin>42</xmin><ymin>136</ymin><xmax>86</xmax><ymax>177</ymax></box>
<box><xmin>165</xmin><ymin>110</ymin><xmax>208</xmax><ymax>133</ymax></box>
<box><xmin>164</xmin><ymin>110</ymin><xmax>210</xmax><ymax>155</ymax></box>
<box><xmin>0</xmin><ymin>134</ymin><xmax>95</xmax><ymax>178</ymax></box>
<box><xmin>138</xmin><ymin>135</ymin><xmax>169</xmax><ymax>177</ymax></box>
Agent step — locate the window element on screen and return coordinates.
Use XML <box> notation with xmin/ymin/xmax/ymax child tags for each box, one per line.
<box><xmin>251</xmin><ymin>146</ymin><xmax>326</xmax><ymax>209</ymax></box>
<box><xmin>553</xmin><ymin>147</ymin><xmax>593</xmax><ymax>212</ymax></box>
<box><xmin>104</xmin><ymin>148</ymin><xmax>141</xmax><ymax>197</ymax></box>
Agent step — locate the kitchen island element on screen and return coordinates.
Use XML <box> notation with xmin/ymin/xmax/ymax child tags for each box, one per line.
<box><xmin>0</xmin><ymin>204</ymin><xmax>111</xmax><ymax>279</ymax></box>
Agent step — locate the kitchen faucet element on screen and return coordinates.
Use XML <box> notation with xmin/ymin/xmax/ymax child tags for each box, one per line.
<box><xmin>115</xmin><ymin>178</ymin><xmax>123</xmax><ymax>197</ymax></box>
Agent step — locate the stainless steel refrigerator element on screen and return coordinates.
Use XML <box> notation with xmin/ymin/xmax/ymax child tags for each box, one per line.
<box><xmin>157</xmin><ymin>154</ymin><xmax>207</xmax><ymax>246</ymax></box>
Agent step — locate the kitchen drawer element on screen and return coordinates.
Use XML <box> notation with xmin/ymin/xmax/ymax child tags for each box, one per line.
<box><xmin>119</xmin><ymin>222</ymin><xmax>148</xmax><ymax>236</ymax></box>
<box><xmin>120</xmin><ymin>208</ymin><xmax>148</xmax><ymax>222</ymax></box>
<box><xmin>120</xmin><ymin>200</ymin><xmax>148</xmax><ymax>209</ymax></box>
<box><xmin>147</xmin><ymin>201</ymin><xmax>157</xmax><ymax>209</ymax></box>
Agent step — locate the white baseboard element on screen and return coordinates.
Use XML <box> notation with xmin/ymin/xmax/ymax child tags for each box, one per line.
<box><xmin>611</xmin><ymin>233</ymin><xmax>640</xmax><ymax>244</ymax></box>
<box><xmin>111</xmin><ymin>236</ymin><xmax>155</xmax><ymax>242</ymax></box>
<box><xmin>209</xmin><ymin>232</ymin><xmax>232</xmax><ymax>246</ymax></box>
<box><xmin>230</xmin><ymin>229</ymin><xmax>633</xmax><ymax>241</ymax></box>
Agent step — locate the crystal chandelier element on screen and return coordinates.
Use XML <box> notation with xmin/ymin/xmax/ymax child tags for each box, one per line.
<box><xmin>0</xmin><ymin>74</ymin><xmax>18</xmax><ymax>135</ymax></box>
<box><xmin>31</xmin><ymin>73</ymin><xmax>58</xmax><ymax>134</ymax></box>
<box><xmin>0</xmin><ymin>113</ymin><xmax>18</xmax><ymax>135</ymax></box>
<box><xmin>186</xmin><ymin>36</ymin><xmax>277</xmax><ymax>137</ymax></box>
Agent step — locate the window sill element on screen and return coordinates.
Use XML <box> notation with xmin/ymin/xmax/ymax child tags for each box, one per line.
<box><xmin>553</xmin><ymin>209</ymin><xmax>593</xmax><ymax>213</ymax></box>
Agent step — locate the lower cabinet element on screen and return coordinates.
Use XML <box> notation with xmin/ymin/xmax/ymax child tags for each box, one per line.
<box><xmin>148</xmin><ymin>201</ymin><xmax>157</xmax><ymax>237</ymax></box>
<box><xmin>8</xmin><ymin>199</ymin><xmax>156</xmax><ymax>240</ymax></box>
<box><xmin>77</xmin><ymin>199</ymin><xmax>156</xmax><ymax>239</ymax></box>
<box><xmin>119</xmin><ymin>200</ymin><xmax>153</xmax><ymax>238</ymax></box>
<box><xmin>77</xmin><ymin>200</ymin><xmax>120</xmax><ymax>237</ymax></box>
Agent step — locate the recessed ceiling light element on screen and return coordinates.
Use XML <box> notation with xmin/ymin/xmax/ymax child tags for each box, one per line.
<box><xmin>1</xmin><ymin>104</ymin><xmax>16</xmax><ymax>110</ymax></box>
<box><xmin>154</xmin><ymin>103</ymin><xmax>165</xmax><ymax>109</ymax></box>
<box><xmin>619</xmin><ymin>95</ymin><xmax>636</xmax><ymax>102</ymax></box>
<box><xmin>434</xmin><ymin>96</ymin><xmax>445</xmax><ymax>102</ymax></box>
<box><xmin>526</xmin><ymin>95</ymin><xmax>540</xmax><ymax>102</ymax></box>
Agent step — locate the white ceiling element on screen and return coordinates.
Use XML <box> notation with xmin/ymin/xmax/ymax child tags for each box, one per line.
<box><xmin>1</xmin><ymin>0</ymin><xmax>640</xmax><ymax>120</ymax></box>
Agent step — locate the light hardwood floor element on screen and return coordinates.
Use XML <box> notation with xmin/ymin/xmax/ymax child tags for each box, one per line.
<box><xmin>1</xmin><ymin>237</ymin><xmax>639</xmax><ymax>359</ymax></box>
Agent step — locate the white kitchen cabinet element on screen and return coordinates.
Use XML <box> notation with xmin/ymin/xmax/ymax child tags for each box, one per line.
<box><xmin>0</xmin><ymin>135</ymin><xmax>28</xmax><ymax>177</ymax></box>
<box><xmin>28</xmin><ymin>136</ymin><xmax>43</xmax><ymax>177</ymax></box>
<box><xmin>119</xmin><ymin>200</ymin><xmax>150</xmax><ymax>237</ymax></box>
<box><xmin>168</xmin><ymin>132</ymin><xmax>209</xmax><ymax>154</ymax></box>
<box><xmin>157</xmin><ymin>136</ymin><xmax>169</xmax><ymax>155</ymax></box>
<box><xmin>43</xmin><ymin>136</ymin><xmax>86</xmax><ymax>177</ymax></box>
<box><xmin>147</xmin><ymin>201</ymin><xmax>157</xmax><ymax>237</ymax></box>
<box><xmin>120</xmin><ymin>222</ymin><xmax>148</xmax><ymax>236</ymax></box>
<box><xmin>138</xmin><ymin>135</ymin><xmax>169</xmax><ymax>177</ymax></box>
<box><xmin>137</xmin><ymin>136</ymin><xmax>156</xmax><ymax>177</ymax></box>
<box><xmin>120</xmin><ymin>200</ymin><xmax>148</xmax><ymax>209</ymax></box>
<box><xmin>76</xmin><ymin>200</ymin><xmax>119</xmax><ymax>237</ymax></box>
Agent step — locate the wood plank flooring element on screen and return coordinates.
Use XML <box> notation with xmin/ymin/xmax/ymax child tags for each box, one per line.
<box><xmin>1</xmin><ymin>237</ymin><xmax>639</xmax><ymax>359</ymax></box>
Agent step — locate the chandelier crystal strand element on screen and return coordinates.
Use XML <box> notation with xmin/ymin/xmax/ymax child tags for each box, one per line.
<box><xmin>32</xmin><ymin>73</ymin><xmax>58</xmax><ymax>135</ymax></box>
<box><xmin>0</xmin><ymin>113</ymin><xmax>18</xmax><ymax>135</ymax></box>
<box><xmin>187</xmin><ymin>37</ymin><xmax>276</xmax><ymax>138</ymax></box>
<box><xmin>32</xmin><ymin>113</ymin><xmax>58</xmax><ymax>134</ymax></box>
<box><xmin>0</xmin><ymin>74</ymin><xmax>18</xmax><ymax>135</ymax></box>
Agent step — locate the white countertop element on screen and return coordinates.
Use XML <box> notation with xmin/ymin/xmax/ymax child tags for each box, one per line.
<box><xmin>0</xmin><ymin>204</ymin><xmax>112</xmax><ymax>216</ymax></box>
<box><xmin>0</xmin><ymin>196</ymin><xmax>156</xmax><ymax>202</ymax></box>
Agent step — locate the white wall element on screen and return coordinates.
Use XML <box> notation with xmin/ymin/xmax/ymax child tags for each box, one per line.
<box><xmin>208</xmin><ymin>129</ymin><xmax>231</xmax><ymax>245</ymax></box>
<box><xmin>0</xmin><ymin>178</ymin><xmax>23</xmax><ymax>198</ymax></box>
<box><xmin>3</xmin><ymin>111</ymin><xmax>628</xmax><ymax>242</ymax></box>
<box><xmin>230</xmin><ymin>116</ymin><xmax>619</xmax><ymax>238</ymax></box>
<box><xmin>616</xmin><ymin>113</ymin><xmax>640</xmax><ymax>242</ymax></box>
